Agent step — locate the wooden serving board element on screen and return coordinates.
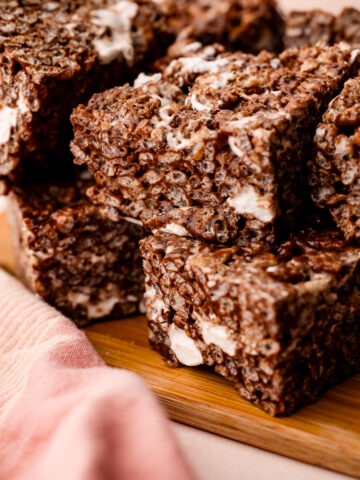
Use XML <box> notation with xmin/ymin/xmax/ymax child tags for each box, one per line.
<box><xmin>0</xmin><ymin>212</ymin><xmax>359</xmax><ymax>477</ymax></box>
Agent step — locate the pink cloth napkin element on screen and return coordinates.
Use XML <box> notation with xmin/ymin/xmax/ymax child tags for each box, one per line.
<box><xmin>0</xmin><ymin>269</ymin><xmax>195</xmax><ymax>480</ymax></box>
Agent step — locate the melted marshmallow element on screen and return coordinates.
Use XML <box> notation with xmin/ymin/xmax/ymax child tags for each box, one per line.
<box><xmin>266</xmin><ymin>265</ymin><xmax>278</xmax><ymax>273</ymax></box>
<box><xmin>159</xmin><ymin>223</ymin><xmax>190</xmax><ymax>236</ymax></box>
<box><xmin>226</xmin><ymin>111</ymin><xmax>290</xmax><ymax>131</ymax></box>
<box><xmin>92</xmin><ymin>0</ymin><xmax>138</xmax><ymax>65</ymax></box>
<box><xmin>67</xmin><ymin>291</ymin><xmax>120</xmax><ymax>319</ymax></box>
<box><xmin>334</xmin><ymin>136</ymin><xmax>351</xmax><ymax>156</ymax></box>
<box><xmin>166</xmin><ymin>131</ymin><xmax>193</xmax><ymax>150</ymax></box>
<box><xmin>180</xmin><ymin>41</ymin><xmax>203</xmax><ymax>54</ymax></box>
<box><xmin>134</xmin><ymin>72</ymin><xmax>162</xmax><ymax>89</ymax></box>
<box><xmin>189</xmin><ymin>93</ymin><xmax>212</xmax><ymax>112</ymax></box>
<box><xmin>227</xmin><ymin>185</ymin><xmax>275</xmax><ymax>222</ymax></box>
<box><xmin>176</xmin><ymin>55</ymin><xmax>229</xmax><ymax>76</ymax></box>
<box><xmin>168</xmin><ymin>324</ymin><xmax>203</xmax><ymax>366</ymax></box>
<box><xmin>146</xmin><ymin>285</ymin><xmax>169</xmax><ymax>319</ymax></box>
<box><xmin>228</xmin><ymin>135</ymin><xmax>253</xmax><ymax>162</ymax></box>
<box><xmin>17</xmin><ymin>88</ymin><xmax>29</xmax><ymax>115</ymax></box>
<box><xmin>87</xmin><ymin>296</ymin><xmax>120</xmax><ymax>319</ymax></box>
<box><xmin>119</xmin><ymin>215</ymin><xmax>143</xmax><ymax>226</ymax></box>
<box><xmin>0</xmin><ymin>106</ymin><xmax>18</xmax><ymax>145</ymax></box>
<box><xmin>350</xmin><ymin>49</ymin><xmax>360</xmax><ymax>64</ymax></box>
<box><xmin>0</xmin><ymin>82</ymin><xmax>28</xmax><ymax>145</ymax></box>
<box><xmin>196</xmin><ymin>315</ymin><xmax>236</xmax><ymax>356</ymax></box>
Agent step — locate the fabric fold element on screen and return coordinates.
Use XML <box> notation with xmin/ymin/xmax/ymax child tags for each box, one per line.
<box><xmin>0</xmin><ymin>269</ymin><xmax>195</xmax><ymax>480</ymax></box>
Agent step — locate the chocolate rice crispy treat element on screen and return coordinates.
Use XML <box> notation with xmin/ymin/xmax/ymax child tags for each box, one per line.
<box><xmin>334</xmin><ymin>8</ymin><xmax>360</xmax><ymax>49</ymax></box>
<box><xmin>72</xmin><ymin>43</ymin><xmax>357</xmax><ymax>252</ymax></box>
<box><xmin>152</xmin><ymin>0</ymin><xmax>284</xmax><ymax>54</ymax></box>
<box><xmin>8</xmin><ymin>169</ymin><xmax>145</xmax><ymax>326</ymax></box>
<box><xmin>284</xmin><ymin>8</ymin><xmax>360</xmax><ymax>50</ymax></box>
<box><xmin>0</xmin><ymin>0</ymin><xmax>170</xmax><ymax>191</ymax></box>
<box><xmin>284</xmin><ymin>10</ymin><xmax>335</xmax><ymax>49</ymax></box>
<box><xmin>309</xmin><ymin>76</ymin><xmax>360</xmax><ymax>243</ymax></box>
<box><xmin>140</xmin><ymin>231</ymin><xmax>360</xmax><ymax>416</ymax></box>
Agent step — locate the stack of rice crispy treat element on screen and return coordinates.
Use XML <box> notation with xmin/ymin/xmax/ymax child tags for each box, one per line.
<box><xmin>2</xmin><ymin>0</ymin><xmax>359</xmax><ymax>415</ymax></box>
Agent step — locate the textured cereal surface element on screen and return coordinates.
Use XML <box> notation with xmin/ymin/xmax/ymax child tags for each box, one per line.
<box><xmin>285</xmin><ymin>7</ymin><xmax>360</xmax><ymax>49</ymax></box>
<box><xmin>309</xmin><ymin>76</ymin><xmax>360</xmax><ymax>242</ymax></box>
<box><xmin>72</xmin><ymin>43</ymin><xmax>356</xmax><ymax>250</ymax></box>
<box><xmin>8</xmin><ymin>169</ymin><xmax>145</xmax><ymax>325</ymax></box>
<box><xmin>140</xmin><ymin>230</ymin><xmax>360</xmax><ymax>415</ymax></box>
<box><xmin>153</xmin><ymin>0</ymin><xmax>284</xmax><ymax>54</ymax></box>
<box><xmin>284</xmin><ymin>10</ymin><xmax>335</xmax><ymax>49</ymax></box>
<box><xmin>0</xmin><ymin>0</ymin><xmax>170</xmax><ymax>185</ymax></box>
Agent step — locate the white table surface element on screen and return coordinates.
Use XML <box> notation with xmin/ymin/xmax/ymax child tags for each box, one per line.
<box><xmin>172</xmin><ymin>422</ymin><xmax>351</xmax><ymax>480</ymax></box>
<box><xmin>172</xmin><ymin>1</ymin><xmax>358</xmax><ymax>479</ymax></box>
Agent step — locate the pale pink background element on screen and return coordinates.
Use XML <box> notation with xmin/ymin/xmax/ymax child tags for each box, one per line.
<box><xmin>280</xmin><ymin>0</ymin><xmax>355</xmax><ymax>14</ymax></box>
<box><xmin>173</xmin><ymin>1</ymin><xmax>358</xmax><ymax>479</ymax></box>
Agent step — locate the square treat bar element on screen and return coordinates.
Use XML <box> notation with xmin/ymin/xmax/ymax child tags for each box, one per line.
<box><xmin>152</xmin><ymin>0</ymin><xmax>284</xmax><ymax>54</ymax></box>
<box><xmin>0</xmin><ymin>0</ymin><xmax>170</xmax><ymax>191</ymax></box>
<box><xmin>334</xmin><ymin>8</ymin><xmax>360</xmax><ymax>49</ymax></box>
<box><xmin>284</xmin><ymin>10</ymin><xmax>335</xmax><ymax>49</ymax></box>
<box><xmin>284</xmin><ymin>8</ymin><xmax>360</xmax><ymax>49</ymax></box>
<box><xmin>140</xmin><ymin>231</ymin><xmax>360</xmax><ymax>416</ymax></box>
<box><xmin>72</xmin><ymin>43</ymin><xmax>357</xmax><ymax>252</ymax></box>
<box><xmin>309</xmin><ymin>77</ymin><xmax>360</xmax><ymax>242</ymax></box>
<box><xmin>8</xmin><ymin>170</ymin><xmax>145</xmax><ymax>326</ymax></box>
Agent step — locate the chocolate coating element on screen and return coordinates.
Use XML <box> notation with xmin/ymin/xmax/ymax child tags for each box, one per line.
<box><xmin>0</xmin><ymin>0</ymin><xmax>171</xmax><ymax>187</ymax></box>
<box><xmin>309</xmin><ymin>76</ymin><xmax>360</xmax><ymax>242</ymax></box>
<box><xmin>140</xmin><ymin>231</ymin><xmax>360</xmax><ymax>416</ymax></box>
<box><xmin>72</xmin><ymin>43</ymin><xmax>356</xmax><ymax>251</ymax></box>
<box><xmin>8</xmin><ymin>169</ymin><xmax>145</xmax><ymax>325</ymax></box>
<box><xmin>285</xmin><ymin>7</ymin><xmax>360</xmax><ymax>49</ymax></box>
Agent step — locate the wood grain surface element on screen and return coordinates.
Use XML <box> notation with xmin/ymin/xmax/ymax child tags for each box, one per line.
<box><xmin>0</xmin><ymin>209</ymin><xmax>15</xmax><ymax>274</ymax></box>
<box><xmin>1</xmin><ymin>212</ymin><xmax>359</xmax><ymax>478</ymax></box>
